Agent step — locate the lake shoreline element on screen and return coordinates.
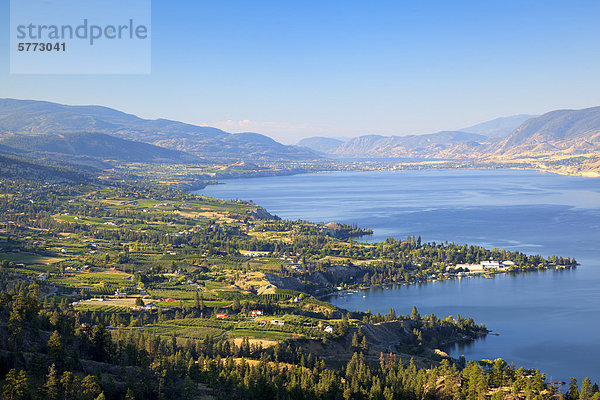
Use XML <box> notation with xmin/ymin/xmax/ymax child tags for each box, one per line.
<box><xmin>319</xmin><ymin>265</ymin><xmax>575</xmax><ymax>302</ymax></box>
<box><xmin>195</xmin><ymin>165</ymin><xmax>600</xmax><ymax>195</ymax></box>
<box><xmin>200</xmin><ymin>169</ymin><xmax>600</xmax><ymax>383</ymax></box>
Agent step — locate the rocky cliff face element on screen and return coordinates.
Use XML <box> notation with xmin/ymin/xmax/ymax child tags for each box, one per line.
<box><xmin>247</xmin><ymin>207</ymin><xmax>279</xmax><ymax>220</ymax></box>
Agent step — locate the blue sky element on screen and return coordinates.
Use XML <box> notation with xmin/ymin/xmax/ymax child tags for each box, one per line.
<box><xmin>1</xmin><ymin>0</ymin><xmax>600</xmax><ymax>143</ymax></box>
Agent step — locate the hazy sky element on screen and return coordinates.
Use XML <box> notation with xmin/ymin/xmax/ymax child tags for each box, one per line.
<box><xmin>2</xmin><ymin>1</ymin><xmax>600</xmax><ymax>144</ymax></box>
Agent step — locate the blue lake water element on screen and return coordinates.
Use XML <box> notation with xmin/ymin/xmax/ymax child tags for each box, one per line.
<box><xmin>199</xmin><ymin>169</ymin><xmax>600</xmax><ymax>383</ymax></box>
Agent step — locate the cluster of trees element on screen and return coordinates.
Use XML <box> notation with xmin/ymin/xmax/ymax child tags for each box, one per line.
<box><xmin>355</xmin><ymin>307</ymin><xmax>487</xmax><ymax>351</ymax></box>
<box><xmin>566</xmin><ymin>377</ymin><xmax>600</xmax><ymax>400</ymax></box>
<box><xmin>5</xmin><ymin>276</ymin><xmax>597</xmax><ymax>399</ymax></box>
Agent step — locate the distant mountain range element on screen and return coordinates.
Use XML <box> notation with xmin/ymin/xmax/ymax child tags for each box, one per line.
<box><xmin>460</xmin><ymin>114</ymin><xmax>537</xmax><ymax>137</ymax></box>
<box><xmin>298</xmin><ymin>129</ymin><xmax>500</xmax><ymax>159</ymax></box>
<box><xmin>0</xmin><ymin>99</ymin><xmax>319</xmax><ymax>162</ymax></box>
<box><xmin>318</xmin><ymin>131</ymin><xmax>489</xmax><ymax>159</ymax></box>
<box><xmin>296</xmin><ymin>115</ymin><xmax>534</xmax><ymax>158</ymax></box>
<box><xmin>2</xmin><ymin>99</ymin><xmax>600</xmax><ymax>176</ymax></box>
<box><xmin>296</xmin><ymin>137</ymin><xmax>346</xmax><ymax>154</ymax></box>
<box><xmin>298</xmin><ymin>108</ymin><xmax>600</xmax><ymax>164</ymax></box>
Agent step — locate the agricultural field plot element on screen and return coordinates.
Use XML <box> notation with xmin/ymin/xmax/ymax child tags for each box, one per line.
<box><xmin>55</xmin><ymin>215</ymin><xmax>117</xmax><ymax>227</ymax></box>
<box><xmin>123</xmin><ymin>320</ymin><xmax>228</xmax><ymax>340</ymax></box>
<box><xmin>8</xmin><ymin>264</ymin><xmax>54</xmax><ymax>276</ymax></box>
<box><xmin>202</xmin><ymin>280</ymin><xmax>229</xmax><ymax>291</ymax></box>
<box><xmin>74</xmin><ymin>303</ymin><xmax>132</xmax><ymax>313</ymax></box>
<box><xmin>229</xmin><ymin>329</ymin><xmax>295</xmax><ymax>341</ymax></box>
<box><xmin>0</xmin><ymin>252</ymin><xmax>65</xmax><ymax>265</ymax></box>
<box><xmin>146</xmin><ymin>283</ymin><xmax>204</xmax><ymax>300</ymax></box>
<box><xmin>47</xmin><ymin>269</ymin><xmax>136</xmax><ymax>295</ymax></box>
<box><xmin>248</xmin><ymin>231</ymin><xmax>293</xmax><ymax>243</ymax></box>
<box><xmin>122</xmin><ymin>317</ymin><xmax>313</xmax><ymax>342</ymax></box>
<box><xmin>154</xmin><ymin>300</ymin><xmax>231</xmax><ymax>308</ymax></box>
<box><xmin>235</xmin><ymin>322</ymin><xmax>322</xmax><ymax>339</ymax></box>
<box><xmin>245</xmin><ymin>258</ymin><xmax>287</xmax><ymax>273</ymax></box>
<box><xmin>93</xmin><ymin>190</ymin><xmax>256</xmax><ymax>218</ymax></box>
<box><xmin>78</xmin><ymin>270</ymin><xmax>134</xmax><ymax>284</ymax></box>
<box><xmin>162</xmin><ymin>317</ymin><xmax>235</xmax><ymax>329</ymax></box>
<box><xmin>185</xmin><ymin>198</ymin><xmax>256</xmax><ymax>214</ymax></box>
<box><xmin>230</xmin><ymin>337</ymin><xmax>278</xmax><ymax>349</ymax></box>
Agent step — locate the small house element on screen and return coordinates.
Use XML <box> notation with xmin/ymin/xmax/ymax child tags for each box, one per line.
<box><xmin>324</xmin><ymin>325</ymin><xmax>334</xmax><ymax>334</ymax></box>
<box><xmin>216</xmin><ymin>313</ymin><xmax>228</xmax><ymax>319</ymax></box>
<box><xmin>251</xmin><ymin>310</ymin><xmax>263</xmax><ymax>317</ymax></box>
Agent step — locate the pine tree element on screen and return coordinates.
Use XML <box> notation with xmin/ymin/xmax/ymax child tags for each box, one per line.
<box><xmin>351</xmin><ymin>332</ymin><xmax>359</xmax><ymax>348</ymax></box>
<box><xmin>490</xmin><ymin>358</ymin><xmax>506</xmax><ymax>388</ymax></box>
<box><xmin>81</xmin><ymin>375</ymin><xmax>101</xmax><ymax>400</ymax></box>
<box><xmin>48</xmin><ymin>330</ymin><xmax>65</xmax><ymax>367</ymax></box>
<box><xmin>124</xmin><ymin>388</ymin><xmax>135</xmax><ymax>400</ymax></box>
<box><xmin>2</xmin><ymin>369</ymin><xmax>29</xmax><ymax>400</ymax></box>
<box><xmin>580</xmin><ymin>377</ymin><xmax>593</xmax><ymax>400</ymax></box>
<box><xmin>15</xmin><ymin>370</ymin><xmax>28</xmax><ymax>400</ymax></box>
<box><xmin>60</xmin><ymin>371</ymin><xmax>78</xmax><ymax>400</ymax></box>
<box><xmin>2</xmin><ymin>369</ymin><xmax>18</xmax><ymax>400</ymax></box>
<box><xmin>567</xmin><ymin>378</ymin><xmax>579</xmax><ymax>400</ymax></box>
<box><xmin>360</xmin><ymin>336</ymin><xmax>369</xmax><ymax>353</ymax></box>
<box><xmin>45</xmin><ymin>364</ymin><xmax>61</xmax><ymax>400</ymax></box>
<box><xmin>411</xmin><ymin>306</ymin><xmax>420</xmax><ymax>320</ymax></box>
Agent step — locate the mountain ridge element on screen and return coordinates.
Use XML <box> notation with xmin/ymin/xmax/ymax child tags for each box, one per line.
<box><xmin>299</xmin><ymin>131</ymin><xmax>491</xmax><ymax>159</ymax></box>
<box><xmin>0</xmin><ymin>98</ymin><xmax>320</xmax><ymax>161</ymax></box>
<box><xmin>2</xmin><ymin>99</ymin><xmax>600</xmax><ymax>175</ymax></box>
<box><xmin>0</xmin><ymin>131</ymin><xmax>201</xmax><ymax>163</ymax></box>
<box><xmin>297</xmin><ymin>108</ymin><xmax>600</xmax><ymax>166</ymax></box>
<box><xmin>494</xmin><ymin>107</ymin><xmax>600</xmax><ymax>155</ymax></box>
<box><xmin>460</xmin><ymin>114</ymin><xmax>537</xmax><ymax>138</ymax></box>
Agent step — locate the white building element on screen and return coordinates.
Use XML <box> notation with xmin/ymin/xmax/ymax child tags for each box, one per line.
<box><xmin>454</xmin><ymin>263</ymin><xmax>479</xmax><ymax>269</ymax></box>
<box><xmin>480</xmin><ymin>261</ymin><xmax>502</xmax><ymax>269</ymax></box>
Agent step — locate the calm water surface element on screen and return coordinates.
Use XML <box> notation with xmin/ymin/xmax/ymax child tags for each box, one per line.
<box><xmin>200</xmin><ymin>169</ymin><xmax>600</xmax><ymax>382</ymax></box>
